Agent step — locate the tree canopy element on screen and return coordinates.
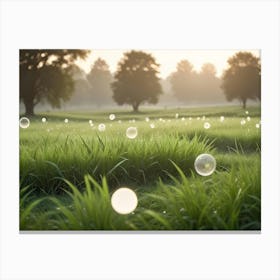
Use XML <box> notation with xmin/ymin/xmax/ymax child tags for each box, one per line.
<box><xmin>170</xmin><ymin>60</ymin><xmax>223</xmax><ymax>104</ymax></box>
<box><xmin>87</xmin><ymin>58</ymin><xmax>114</xmax><ymax>106</ymax></box>
<box><xmin>20</xmin><ymin>49</ymin><xmax>89</xmax><ymax>115</ymax></box>
<box><xmin>221</xmin><ymin>52</ymin><xmax>261</xmax><ymax>108</ymax></box>
<box><xmin>111</xmin><ymin>50</ymin><xmax>162</xmax><ymax>112</ymax></box>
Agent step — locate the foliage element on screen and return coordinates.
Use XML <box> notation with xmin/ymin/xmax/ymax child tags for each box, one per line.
<box><xmin>221</xmin><ymin>52</ymin><xmax>261</xmax><ymax>108</ymax></box>
<box><xmin>20</xmin><ymin>49</ymin><xmax>89</xmax><ymax>115</ymax></box>
<box><xmin>111</xmin><ymin>50</ymin><xmax>162</xmax><ymax>112</ymax></box>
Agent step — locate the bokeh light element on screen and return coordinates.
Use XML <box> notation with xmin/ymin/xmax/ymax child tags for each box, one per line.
<box><xmin>64</xmin><ymin>118</ymin><xmax>69</xmax><ymax>123</ymax></box>
<box><xmin>150</xmin><ymin>123</ymin><xmax>155</xmax><ymax>129</ymax></box>
<box><xmin>111</xmin><ymin>187</ymin><xmax>138</xmax><ymax>214</ymax></box>
<box><xmin>220</xmin><ymin>116</ymin><xmax>225</xmax><ymax>122</ymax></box>
<box><xmin>204</xmin><ymin>122</ymin><xmax>211</xmax><ymax>129</ymax></box>
<box><xmin>98</xmin><ymin>123</ymin><xmax>106</xmax><ymax>132</ymax></box>
<box><xmin>42</xmin><ymin>117</ymin><xmax>47</xmax><ymax>123</ymax></box>
<box><xmin>109</xmin><ymin>114</ymin><xmax>116</xmax><ymax>121</ymax></box>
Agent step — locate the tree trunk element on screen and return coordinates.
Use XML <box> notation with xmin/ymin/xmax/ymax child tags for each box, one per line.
<box><xmin>132</xmin><ymin>103</ymin><xmax>139</xmax><ymax>112</ymax></box>
<box><xmin>24</xmin><ymin>99</ymin><xmax>35</xmax><ymax>116</ymax></box>
<box><xmin>242</xmin><ymin>99</ymin><xmax>247</xmax><ymax>109</ymax></box>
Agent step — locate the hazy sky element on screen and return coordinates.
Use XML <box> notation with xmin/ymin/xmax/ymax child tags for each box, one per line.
<box><xmin>76</xmin><ymin>49</ymin><xmax>260</xmax><ymax>78</ymax></box>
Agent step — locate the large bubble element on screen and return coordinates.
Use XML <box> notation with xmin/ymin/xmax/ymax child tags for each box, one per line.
<box><xmin>98</xmin><ymin>123</ymin><xmax>106</xmax><ymax>132</ymax></box>
<box><xmin>19</xmin><ymin>117</ymin><xmax>30</xmax><ymax>129</ymax></box>
<box><xmin>194</xmin><ymin>154</ymin><xmax>216</xmax><ymax>176</ymax></box>
<box><xmin>111</xmin><ymin>187</ymin><xmax>138</xmax><ymax>214</ymax></box>
<box><xmin>126</xmin><ymin>127</ymin><xmax>137</xmax><ymax>139</ymax></box>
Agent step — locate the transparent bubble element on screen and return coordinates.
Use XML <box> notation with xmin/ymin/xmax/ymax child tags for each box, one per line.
<box><xmin>220</xmin><ymin>116</ymin><xmax>225</xmax><ymax>122</ymax></box>
<box><xmin>245</xmin><ymin>111</ymin><xmax>249</xmax><ymax>115</ymax></box>
<box><xmin>204</xmin><ymin>122</ymin><xmax>211</xmax><ymax>129</ymax></box>
<box><xmin>181</xmin><ymin>117</ymin><xmax>185</xmax><ymax>121</ymax></box>
<box><xmin>126</xmin><ymin>127</ymin><xmax>137</xmax><ymax>139</ymax></box>
<box><xmin>109</xmin><ymin>114</ymin><xmax>115</xmax><ymax>121</ymax></box>
<box><xmin>246</xmin><ymin>116</ymin><xmax>251</xmax><ymax>121</ymax></box>
<box><xmin>98</xmin><ymin>123</ymin><xmax>106</xmax><ymax>132</ymax></box>
<box><xmin>111</xmin><ymin>187</ymin><xmax>138</xmax><ymax>214</ymax></box>
<box><xmin>159</xmin><ymin>118</ymin><xmax>163</xmax><ymax>122</ymax></box>
<box><xmin>19</xmin><ymin>117</ymin><xmax>30</xmax><ymax>128</ymax></box>
<box><xmin>175</xmin><ymin>113</ymin><xmax>179</xmax><ymax>119</ymax></box>
<box><xmin>64</xmin><ymin>118</ymin><xmax>69</xmax><ymax>123</ymax></box>
<box><xmin>194</xmin><ymin>153</ymin><xmax>216</xmax><ymax>176</ymax></box>
<box><xmin>150</xmin><ymin>123</ymin><xmax>155</xmax><ymax>129</ymax></box>
<box><xmin>42</xmin><ymin>117</ymin><xmax>47</xmax><ymax>123</ymax></box>
<box><xmin>145</xmin><ymin>117</ymin><xmax>150</xmax><ymax>122</ymax></box>
<box><xmin>89</xmin><ymin>120</ymin><xmax>93</xmax><ymax>124</ymax></box>
<box><xmin>256</xmin><ymin>123</ymin><xmax>260</xmax><ymax>129</ymax></box>
<box><xmin>240</xmin><ymin>119</ymin><xmax>246</xmax><ymax>125</ymax></box>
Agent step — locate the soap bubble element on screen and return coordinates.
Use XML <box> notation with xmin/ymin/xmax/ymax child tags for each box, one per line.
<box><xmin>19</xmin><ymin>117</ymin><xmax>30</xmax><ymax>128</ymax></box>
<box><xmin>126</xmin><ymin>127</ymin><xmax>137</xmax><ymax>139</ymax></box>
<box><xmin>245</xmin><ymin>111</ymin><xmax>249</xmax><ymax>115</ymax></box>
<box><xmin>98</xmin><ymin>123</ymin><xmax>106</xmax><ymax>132</ymax></box>
<box><xmin>111</xmin><ymin>187</ymin><xmax>138</xmax><ymax>214</ymax></box>
<box><xmin>220</xmin><ymin>116</ymin><xmax>225</xmax><ymax>122</ymax></box>
<box><xmin>42</xmin><ymin>117</ymin><xmax>47</xmax><ymax>123</ymax></box>
<box><xmin>240</xmin><ymin>119</ymin><xmax>246</xmax><ymax>125</ymax></box>
<box><xmin>64</xmin><ymin>118</ymin><xmax>69</xmax><ymax>123</ymax></box>
<box><xmin>194</xmin><ymin>154</ymin><xmax>216</xmax><ymax>176</ymax></box>
<box><xmin>89</xmin><ymin>120</ymin><xmax>93</xmax><ymax>124</ymax></box>
<box><xmin>246</xmin><ymin>116</ymin><xmax>251</xmax><ymax>121</ymax></box>
<box><xmin>204</xmin><ymin>122</ymin><xmax>211</xmax><ymax>129</ymax></box>
<box><xmin>181</xmin><ymin>117</ymin><xmax>185</xmax><ymax>121</ymax></box>
<box><xmin>150</xmin><ymin>123</ymin><xmax>155</xmax><ymax>129</ymax></box>
<box><xmin>109</xmin><ymin>114</ymin><xmax>115</xmax><ymax>121</ymax></box>
<box><xmin>145</xmin><ymin>117</ymin><xmax>150</xmax><ymax>122</ymax></box>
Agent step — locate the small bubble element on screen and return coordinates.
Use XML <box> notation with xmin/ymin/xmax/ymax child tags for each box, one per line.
<box><xmin>19</xmin><ymin>117</ymin><xmax>30</xmax><ymax>129</ymax></box>
<box><xmin>204</xmin><ymin>122</ymin><xmax>211</xmax><ymax>129</ymax></box>
<box><xmin>150</xmin><ymin>123</ymin><xmax>155</xmax><ymax>129</ymax></box>
<box><xmin>245</xmin><ymin>111</ymin><xmax>249</xmax><ymax>115</ymax></box>
<box><xmin>246</xmin><ymin>116</ymin><xmax>251</xmax><ymax>121</ymax></box>
<box><xmin>181</xmin><ymin>117</ymin><xmax>185</xmax><ymax>121</ymax></box>
<box><xmin>89</xmin><ymin>120</ymin><xmax>93</xmax><ymax>124</ymax></box>
<box><xmin>64</xmin><ymin>118</ymin><xmax>69</xmax><ymax>123</ymax></box>
<box><xmin>126</xmin><ymin>127</ymin><xmax>138</xmax><ymax>139</ymax></box>
<box><xmin>163</xmin><ymin>210</ymin><xmax>166</xmax><ymax>214</ymax></box>
<box><xmin>220</xmin><ymin>116</ymin><xmax>225</xmax><ymax>122</ymax></box>
<box><xmin>42</xmin><ymin>117</ymin><xmax>47</xmax><ymax>123</ymax></box>
<box><xmin>194</xmin><ymin>154</ymin><xmax>216</xmax><ymax>176</ymax></box>
<box><xmin>98</xmin><ymin>123</ymin><xmax>106</xmax><ymax>132</ymax></box>
<box><xmin>145</xmin><ymin>117</ymin><xmax>150</xmax><ymax>122</ymax></box>
<box><xmin>159</xmin><ymin>118</ymin><xmax>163</xmax><ymax>122</ymax></box>
<box><xmin>109</xmin><ymin>114</ymin><xmax>115</xmax><ymax>121</ymax></box>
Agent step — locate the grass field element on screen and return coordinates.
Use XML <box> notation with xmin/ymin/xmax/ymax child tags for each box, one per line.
<box><xmin>20</xmin><ymin>105</ymin><xmax>261</xmax><ymax>230</ymax></box>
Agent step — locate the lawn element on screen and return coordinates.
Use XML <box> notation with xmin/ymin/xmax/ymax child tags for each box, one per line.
<box><xmin>19</xmin><ymin>105</ymin><xmax>261</xmax><ymax>230</ymax></box>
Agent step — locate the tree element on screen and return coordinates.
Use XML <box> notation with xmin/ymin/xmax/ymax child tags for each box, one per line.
<box><xmin>111</xmin><ymin>50</ymin><xmax>162</xmax><ymax>112</ymax></box>
<box><xmin>20</xmin><ymin>49</ymin><xmax>89</xmax><ymax>115</ymax></box>
<box><xmin>221</xmin><ymin>52</ymin><xmax>261</xmax><ymax>108</ymax></box>
<box><xmin>87</xmin><ymin>58</ymin><xmax>114</xmax><ymax>106</ymax></box>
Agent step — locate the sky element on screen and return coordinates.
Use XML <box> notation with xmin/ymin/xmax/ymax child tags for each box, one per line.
<box><xmin>75</xmin><ymin>49</ymin><xmax>260</xmax><ymax>79</ymax></box>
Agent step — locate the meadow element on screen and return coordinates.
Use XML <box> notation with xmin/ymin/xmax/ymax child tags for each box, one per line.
<box><xmin>20</xmin><ymin>105</ymin><xmax>261</xmax><ymax>231</ymax></box>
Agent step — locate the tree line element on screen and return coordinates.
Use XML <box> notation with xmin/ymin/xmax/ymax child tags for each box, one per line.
<box><xmin>20</xmin><ymin>49</ymin><xmax>261</xmax><ymax>115</ymax></box>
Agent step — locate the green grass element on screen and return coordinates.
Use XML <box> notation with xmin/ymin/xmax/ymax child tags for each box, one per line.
<box><xmin>20</xmin><ymin>105</ymin><xmax>261</xmax><ymax>230</ymax></box>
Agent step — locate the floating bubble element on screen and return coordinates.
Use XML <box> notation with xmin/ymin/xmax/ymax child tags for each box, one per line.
<box><xmin>220</xmin><ymin>116</ymin><xmax>225</xmax><ymax>122</ymax></box>
<box><xmin>150</xmin><ymin>123</ymin><xmax>155</xmax><ymax>129</ymax></box>
<box><xmin>89</xmin><ymin>120</ymin><xmax>93</xmax><ymax>124</ymax></box>
<box><xmin>90</xmin><ymin>123</ymin><xmax>94</xmax><ymax>127</ymax></box>
<box><xmin>240</xmin><ymin>119</ymin><xmax>246</xmax><ymax>125</ymax></box>
<box><xmin>204</xmin><ymin>122</ymin><xmax>211</xmax><ymax>129</ymax></box>
<box><xmin>145</xmin><ymin>117</ymin><xmax>150</xmax><ymax>122</ymax></box>
<box><xmin>109</xmin><ymin>114</ymin><xmax>115</xmax><ymax>121</ymax></box>
<box><xmin>181</xmin><ymin>117</ymin><xmax>185</xmax><ymax>121</ymax></box>
<box><xmin>111</xmin><ymin>187</ymin><xmax>138</xmax><ymax>214</ymax></box>
<box><xmin>42</xmin><ymin>117</ymin><xmax>47</xmax><ymax>123</ymax></box>
<box><xmin>98</xmin><ymin>123</ymin><xmax>106</xmax><ymax>132</ymax></box>
<box><xmin>256</xmin><ymin>123</ymin><xmax>260</xmax><ymax>129</ymax></box>
<box><xmin>194</xmin><ymin>153</ymin><xmax>216</xmax><ymax>176</ymax></box>
<box><xmin>19</xmin><ymin>117</ymin><xmax>30</xmax><ymax>128</ymax></box>
<box><xmin>246</xmin><ymin>116</ymin><xmax>251</xmax><ymax>121</ymax></box>
<box><xmin>245</xmin><ymin>111</ymin><xmax>249</xmax><ymax>115</ymax></box>
<box><xmin>64</xmin><ymin>118</ymin><xmax>69</xmax><ymax>123</ymax></box>
<box><xmin>175</xmin><ymin>113</ymin><xmax>179</xmax><ymax>119</ymax></box>
<box><xmin>126</xmin><ymin>127</ymin><xmax>138</xmax><ymax>139</ymax></box>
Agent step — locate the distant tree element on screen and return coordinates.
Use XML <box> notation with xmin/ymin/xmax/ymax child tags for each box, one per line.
<box><xmin>221</xmin><ymin>52</ymin><xmax>261</xmax><ymax>108</ymax></box>
<box><xmin>87</xmin><ymin>58</ymin><xmax>114</xmax><ymax>106</ymax></box>
<box><xmin>170</xmin><ymin>60</ymin><xmax>197</xmax><ymax>102</ymax></box>
<box><xmin>111</xmin><ymin>50</ymin><xmax>162</xmax><ymax>112</ymax></box>
<box><xmin>20</xmin><ymin>49</ymin><xmax>89</xmax><ymax>115</ymax></box>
